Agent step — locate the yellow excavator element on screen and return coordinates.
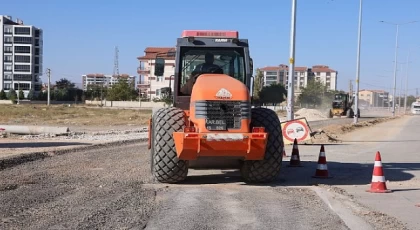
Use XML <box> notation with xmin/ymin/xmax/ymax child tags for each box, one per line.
<box><xmin>327</xmin><ymin>93</ymin><xmax>360</xmax><ymax>118</ymax></box>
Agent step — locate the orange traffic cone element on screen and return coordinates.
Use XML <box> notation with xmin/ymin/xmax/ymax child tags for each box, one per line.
<box><xmin>366</xmin><ymin>151</ymin><xmax>392</xmax><ymax>193</ymax></box>
<box><xmin>288</xmin><ymin>138</ymin><xmax>302</xmax><ymax>167</ymax></box>
<box><xmin>312</xmin><ymin>145</ymin><xmax>332</xmax><ymax>178</ymax></box>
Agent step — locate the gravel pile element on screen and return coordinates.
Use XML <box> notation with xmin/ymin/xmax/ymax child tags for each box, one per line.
<box><xmin>18</xmin><ymin>127</ymin><xmax>149</xmax><ymax>142</ymax></box>
<box><xmin>295</xmin><ymin>108</ymin><xmax>328</xmax><ymax>121</ymax></box>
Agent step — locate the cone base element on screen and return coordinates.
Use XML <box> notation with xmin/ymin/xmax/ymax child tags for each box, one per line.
<box><xmin>312</xmin><ymin>175</ymin><xmax>333</xmax><ymax>179</ymax></box>
<box><xmin>288</xmin><ymin>164</ymin><xmax>303</xmax><ymax>167</ymax></box>
<box><xmin>366</xmin><ymin>188</ymin><xmax>392</xmax><ymax>193</ymax></box>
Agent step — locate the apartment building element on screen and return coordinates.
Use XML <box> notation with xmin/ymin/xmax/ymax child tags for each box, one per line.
<box><xmin>81</xmin><ymin>73</ymin><xmax>136</xmax><ymax>91</ymax></box>
<box><xmin>359</xmin><ymin>89</ymin><xmax>389</xmax><ymax>107</ymax></box>
<box><xmin>137</xmin><ymin>47</ymin><xmax>175</xmax><ymax>99</ymax></box>
<box><xmin>312</xmin><ymin>65</ymin><xmax>338</xmax><ymax>91</ymax></box>
<box><xmin>259</xmin><ymin>64</ymin><xmax>337</xmax><ymax>94</ymax></box>
<box><xmin>1</xmin><ymin>15</ymin><xmax>43</xmax><ymax>97</ymax></box>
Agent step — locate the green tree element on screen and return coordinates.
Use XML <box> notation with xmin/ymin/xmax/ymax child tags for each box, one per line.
<box><xmin>107</xmin><ymin>79</ymin><xmax>137</xmax><ymax>101</ymax></box>
<box><xmin>7</xmin><ymin>89</ymin><xmax>17</xmax><ymax>100</ymax></box>
<box><xmin>0</xmin><ymin>90</ymin><xmax>7</xmax><ymax>100</ymax></box>
<box><xmin>258</xmin><ymin>83</ymin><xmax>287</xmax><ymax>104</ymax></box>
<box><xmin>253</xmin><ymin>68</ymin><xmax>264</xmax><ymax>100</ymax></box>
<box><xmin>55</xmin><ymin>78</ymin><xmax>75</xmax><ymax>89</ymax></box>
<box><xmin>297</xmin><ymin>79</ymin><xmax>332</xmax><ymax>107</ymax></box>
<box><xmin>27</xmin><ymin>89</ymin><xmax>35</xmax><ymax>100</ymax></box>
<box><xmin>18</xmin><ymin>89</ymin><xmax>25</xmax><ymax>100</ymax></box>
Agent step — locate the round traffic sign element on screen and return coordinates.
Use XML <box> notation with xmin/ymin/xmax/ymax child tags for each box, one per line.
<box><xmin>282</xmin><ymin>119</ymin><xmax>309</xmax><ymax>142</ymax></box>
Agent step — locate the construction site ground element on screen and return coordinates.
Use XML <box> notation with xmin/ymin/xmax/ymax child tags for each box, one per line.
<box><xmin>1</xmin><ymin>108</ymin><xmax>417</xmax><ymax>229</ymax></box>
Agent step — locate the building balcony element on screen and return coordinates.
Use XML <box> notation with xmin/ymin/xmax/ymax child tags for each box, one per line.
<box><xmin>137</xmin><ymin>81</ymin><xmax>151</xmax><ymax>89</ymax></box>
<box><xmin>137</xmin><ymin>67</ymin><xmax>150</xmax><ymax>74</ymax></box>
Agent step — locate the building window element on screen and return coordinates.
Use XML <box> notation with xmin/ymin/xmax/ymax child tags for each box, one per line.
<box><xmin>326</xmin><ymin>72</ymin><xmax>331</xmax><ymax>76</ymax></box>
<box><xmin>156</xmin><ymin>89</ymin><xmax>161</xmax><ymax>97</ymax></box>
<box><xmin>4</xmin><ymin>36</ymin><xmax>13</xmax><ymax>43</ymax></box>
<box><xmin>14</xmin><ymin>46</ymin><xmax>31</xmax><ymax>54</ymax></box>
<box><xmin>14</xmin><ymin>74</ymin><xmax>32</xmax><ymax>81</ymax></box>
<box><xmin>14</xmin><ymin>65</ymin><xmax>31</xmax><ymax>72</ymax></box>
<box><xmin>14</xmin><ymin>83</ymin><xmax>31</xmax><ymax>90</ymax></box>
<box><xmin>4</xmin><ymin>64</ymin><xmax>12</xmax><ymax>71</ymax></box>
<box><xmin>266</xmin><ymin>71</ymin><xmax>277</xmax><ymax>75</ymax></box>
<box><xmin>14</xmin><ymin>27</ymin><xmax>31</xmax><ymax>35</ymax></box>
<box><xmin>14</xmin><ymin>37</ymin><xmax>33</xmax><ymax>44</ymax></box>
<box><xmin>4</xmin><ymin>83</ymin><xmax>12</xmax><ymax>90</ymax></box>
<box><xmin>4</xmin><ymin>27</ymin><xmax>13</xmax><ymax>34</ymax></box>
<box><xmin>15</xmin><ymin>55</ymin><xmax>31</xmax><ymax>63</ymax></box>
<box><xmin>4</xmin><ymin>74</ymin><xmax>12</xmax><ymax>80</ymax></box>
<box><xmin>4</xmin><ymin>46</ymin><xmax>13</xmax><ymax>53</ymax></box>
<box><xmin>316</xmin><ymin>72</ymin><xmax>320</xmax><ymax>76</ymax></box>
<box><xmin>4</xmin><ymin>55</ymin><xmax>13</xmax><ymax>62</ymax></box>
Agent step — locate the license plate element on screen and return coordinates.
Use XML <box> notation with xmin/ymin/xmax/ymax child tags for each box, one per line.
<box><xmin>205</xmin><ymin>119</ymin><xmax>227</xmax><ymax>130</ymax></box>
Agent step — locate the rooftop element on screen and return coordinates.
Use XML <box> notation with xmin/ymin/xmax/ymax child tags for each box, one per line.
<box><xmin>259</xmin><ymin>64</ymin><xmax>336</xmax><ymax>72</ymax></box>
<box><xmin>137</xmin><ymin>47</ymin><xmax>176</xmax><ymax>60</ymax></box>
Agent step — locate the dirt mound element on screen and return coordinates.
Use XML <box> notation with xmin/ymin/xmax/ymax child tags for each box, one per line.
<box><xmin>306</xmin><ymin>116</ymin><xmax>401</xmax><ymax>144</ymax></box>
<box><xmin>294</xmin><ymin>108</ymin><xmax>328</xmax><ymax>121</ymax></box>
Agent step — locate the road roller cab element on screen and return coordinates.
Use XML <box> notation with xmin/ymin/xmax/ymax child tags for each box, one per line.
<box><xmin>148</xmin><ymin>30</ymin><xmax>284</xmax><ymax>183</ymax></box>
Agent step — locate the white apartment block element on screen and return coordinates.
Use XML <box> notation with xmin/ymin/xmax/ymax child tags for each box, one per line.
<box><xmin>82</xmin><ymin>73</ymin><xmax>136</xmax><ymax>91</ymax></box>
<box><xmin>260</xmin><ymin>64</ymin><xmax>338</xmax><ymax>95</ymax></box>
<box><xmin>1</xmin><ymin>15</ymin><xmax>43</xmax><ymax>97</ymax></box>
<box><xmin>137</xmin><ymin>47</ymin><xmax>175</xmax><ymax>99</ymax></box>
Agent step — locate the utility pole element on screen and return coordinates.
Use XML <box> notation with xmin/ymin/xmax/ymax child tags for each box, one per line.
<box><xmin>380</xmin><ymin>20</ymin><xmax>417</xmax><ymax>116</ymax></box>
<box><xmin>287</xmin><ymin>0</ymin><xmax>297</xmax><ymax>121</ymax></box>
<box><xmin>46</xmin><ymin>68</ymin><xmax>51</xmax><ymax>106</ymax></box>
<box><xmin>17</xmin><ymin>81</ymin><xmax>20</xmax><ymax>104</ymax></box>
<box><xmin>349</xmin><ymin>80</ymin><xmax>353</xmax><ymax>96</ymax></box>
<box><xmin>404</xmin><ymin>50</ymin><xmax>409</xmax><ymax>114</ymax></box>
<box><xmin>354</xmin><ymin>0</ymin><xmax>363</xmax><ymax>123</ymax></box>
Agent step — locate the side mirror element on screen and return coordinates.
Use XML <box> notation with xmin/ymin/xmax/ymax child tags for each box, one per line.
<box><xmin>154</xmin><ymin>58</ymin><xmax>165</xmax><ymax>76</ymax></box>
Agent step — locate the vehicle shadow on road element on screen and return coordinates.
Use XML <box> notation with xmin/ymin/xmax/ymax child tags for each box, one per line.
<box><xmin>0</xmin><ymin>142</ymin><xmax>90</xmax><ymax>148</ymax></box>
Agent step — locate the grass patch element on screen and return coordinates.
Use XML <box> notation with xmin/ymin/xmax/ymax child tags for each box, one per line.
<box><xmin>0</xmin><ymin>104</ymin><xmax>152</xmax><ymax>126</ymax></box>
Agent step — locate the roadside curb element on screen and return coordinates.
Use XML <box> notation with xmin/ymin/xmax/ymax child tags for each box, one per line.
<box><xmin>0</xmin><ymin>137</ymin><xmax>148</xmax><ymax>170</ymax></box>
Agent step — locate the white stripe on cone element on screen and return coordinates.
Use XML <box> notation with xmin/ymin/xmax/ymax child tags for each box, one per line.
<box><xmin>317</xmin><ymin>164</ymin><xmax>328</xmax><ymax>170</ymax></box>
<box><xmin>374</xmin><ymin>161</ymin><xmax>382</xmax><ymax>167</ymax></box>
<box><xmin>319</xmin><ymin>152</ymin><xmax>325</xmax><ymax>157</ymax></box>
<box><xmin>293</xmin><ymin>145</ymin><xmax>298</xmax><ymax>149</ymax></box>
<box><xmin>371</xmin><ymin>175</ymin><xmax>385</xmax><ymax>182</ymax></box>
<box><xmin>292</xmin><ymin>155</ymin><xmax>298</xmax><ymax>160</ymax></box>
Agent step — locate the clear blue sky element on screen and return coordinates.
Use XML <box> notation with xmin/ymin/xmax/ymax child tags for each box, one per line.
<box><xmin>4</xmin><ymin>0</ymin><xmax>420</xmax><ymax>95</ymax></box>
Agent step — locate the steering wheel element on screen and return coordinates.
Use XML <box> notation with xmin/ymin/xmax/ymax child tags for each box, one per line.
<box><xmin>207</xmin><ymin>66</ymin><xmax>223</xmax><ymax>74</ymax></box>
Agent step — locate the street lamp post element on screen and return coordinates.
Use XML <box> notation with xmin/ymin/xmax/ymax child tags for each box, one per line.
<box><xmin>404</xmin><ymin>51</ymin><xmax>409</xmax><ymax>114</ymax></box>
<box><xmin>354</xmin><ymin>0</ymin><xmax>363</xmax><ymax>123</ymax></box>
<box><xmin>380</xmin><ymin>20</ymin><xmax>417</xmax><ymax>116</ymax></box>
<box><xmin>287</xmin><ymin>0</ymin><xmax>297</xmax><ymax>121</ymax></box>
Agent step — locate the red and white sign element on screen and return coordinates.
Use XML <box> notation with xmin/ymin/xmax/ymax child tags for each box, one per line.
<box><xmin>281</xmin><ymin>118</ymin><xmax>311</xmax><ymax>144</ymax></box>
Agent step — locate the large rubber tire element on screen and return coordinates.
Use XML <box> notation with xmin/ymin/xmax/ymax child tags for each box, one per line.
<box><xmin>240</xmin><ymin>107</ymin><xmax>284</xmax><ymax>183</ymax></box>
<box><xmin>151</xmin><ymin>107</ymin><xmax>189</xmax><ymax>183</ymax></box>
<box><xmin>327</xmin><ymin>109</ymin><xmax>333</xmax><ymax>118</ymax></box>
